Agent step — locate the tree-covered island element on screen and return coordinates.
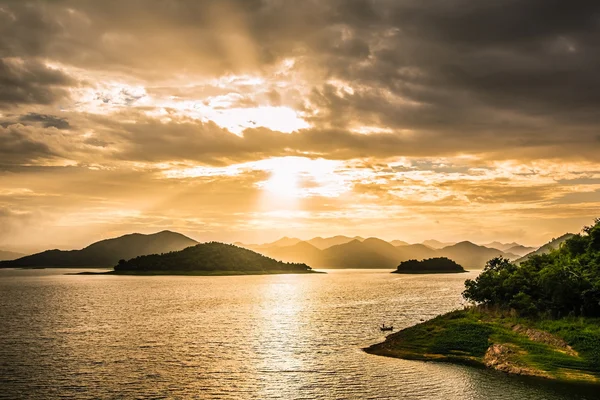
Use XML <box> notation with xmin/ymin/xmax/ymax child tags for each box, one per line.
<box><xmin>393</xmin><ymin>257</ymin><xmax>467</xmax><ymax>274</ymax></box>
<box><xmin>367</xmin><ymin>219</ymin><xmax>600</xmax><ymax>384</ymax></box>
<box><xmin>99</xmin><ymin>242</ymin><xmax>317</xmax><ymax>275</ymax></box>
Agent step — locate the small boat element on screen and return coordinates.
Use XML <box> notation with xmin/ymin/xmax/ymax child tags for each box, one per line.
<box><xmin>380</xmin><ymin>324</ymin><xmax>393</xmax><ymax>332</ymax></box>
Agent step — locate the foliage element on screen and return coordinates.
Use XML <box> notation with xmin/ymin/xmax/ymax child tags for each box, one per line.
<box><xmin>463</xmin><ymin>219</ymin><xmax>600</xmax><ymax>318</ymax></box>
<box><xmin>113</xmin><ymin>242</ymin><xmax>312</xmax><ymax>273</ymax></box>
<box><xmin>395</xmin><ymin>257</ymin><xmax>466</xmax><ymax>273</ymax></box>
<box><xmin>368</xmin><ymin>308</ymin><xmax>600</xmax><ymax>381</ymax></box>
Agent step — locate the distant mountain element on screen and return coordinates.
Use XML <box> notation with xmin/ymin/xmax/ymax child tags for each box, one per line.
<box><xmin>321</xmin><ymin>239</ymin><xmax>398</xmax><ymax>268</ymax></box>
<box><xmin>262</xmin><ymin>237</ymin><xmax>302</xmax><ymax>248</ymax></box>
<box><xmin>515</xmin><ymin>233</ymin><xmax>575</xmax><ymax>263</ymax></box>
<box><xmin>422</xmin><ymin>240</ymin><xmax>455</xmax><ymax>249</ymax></box>
<box><xmin>307</xmin><ymin>235</ymin><xmax>358</xmax><ymax>250</ymax></box>
<box><xmin>114</xmin><ymin>242</ymin><xmax>312</xmax><ymax>274</ymax></box>
<box><xmin>255</xmin><ymin>237</ymin><xmax>518</xmax><ymax>269</ymax></box>
<box><xmin>0</xmin><ymin>231</ymin><xmax>198</xmax><ymax>268</ymax></box>
<box><xmin>437</xmin><ymin>242</ymin><xmax>517</xmax><ymax>269</ymax></box>
<box><xmin>390</xmin><ymin>240</ymin><xmax>410</xmax><ymax>247</ymax></box>
<box><xmin>263</xmin><ymin>241</ymin><xmax>323</xmax><ymax>265</ymax></box>
<box><xmin>483</xmin><ymin>241</ymin><xmax>523</xmax><ymax>252</ymax></box>
<box><xmin>396</xmin><ymin>244</ymin><xmax>439</xmax><ymax>261</ymax></box>
<box><xmin>505</xmin><ymin>244</ymin><xmax>537</xmax><ymax>257</ymax></box>
<box><xmin>0</xmin><ymin>250</ymin><xmax>25</xmax><ymax>261</ymax></box>
<box><xmin>362</xmin><ymin>237</ymin><xmax>402</xmax><ymax>260</ymax></box>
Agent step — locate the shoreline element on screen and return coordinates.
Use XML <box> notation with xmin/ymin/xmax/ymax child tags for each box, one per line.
<box><xmin>73</xmin><ymin>269</ymin><xmax>324</xmax><ymax>276</ymax></box>
<box><xmin>364</xmin><ymin>308</ymin><xmax>600</xmax><ymax>385</ymax></box>
<box><xmin>392</xmin><ymin>270</ymin><xmax>469</xmax><ymax>274</ymax></box>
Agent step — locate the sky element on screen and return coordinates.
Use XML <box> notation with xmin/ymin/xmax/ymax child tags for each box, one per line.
<box><xmin>1</xmin><ymin>0</ymin><xmax>599</xmax><ymax>252</ymax></box>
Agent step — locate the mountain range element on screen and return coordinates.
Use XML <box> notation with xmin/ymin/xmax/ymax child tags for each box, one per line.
<box><xmin>1</xmin><ymin>231</ymin><xmax>554</xmax><ymax>270</ymax></box>
<box><xmin>242</xmin><ymin>236</ymin><xmax>521</xmax><ymax>269</ymax></box>
<box><xmin>0</xmin><ymin>231</ymin><xmax>198</xmax><ymax>267</ymax></box>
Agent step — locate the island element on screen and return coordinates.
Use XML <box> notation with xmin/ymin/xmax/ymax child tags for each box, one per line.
<box><xmin>367</xmin><ymin>218</ymin><xmax>600</xmax><ymax>384</ymax></box>
<box><xmin>393</xmin><ymin>257</ymin><xmax>467</xmax><ymax>274</ymax></box>
<box><xmin>93</xmin><ymin>242</ymin><xmax>317</xmax><ymax>276</ymax></box>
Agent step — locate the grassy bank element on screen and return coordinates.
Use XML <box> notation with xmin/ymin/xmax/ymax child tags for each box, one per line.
<box><xmin>76</xmin><ymin>269</ymin><xmax>323</xmax><ymax>276</ymax></box>
<box><xmin>365</xmin><ymin>307</ymin><xmax>600</xmax><ymax>384</ymax></box>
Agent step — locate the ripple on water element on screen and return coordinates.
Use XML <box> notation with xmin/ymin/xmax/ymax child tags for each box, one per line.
<box><xmin>0</xmin><ymin>268</ymin><xmax>598</xmax><ymax>400</ymax></box>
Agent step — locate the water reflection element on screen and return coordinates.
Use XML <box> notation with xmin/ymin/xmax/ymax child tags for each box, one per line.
<box><xmin>0</xmin><ymin>268</ymin><xmax>596</xmax><ymax>399</ymax></box>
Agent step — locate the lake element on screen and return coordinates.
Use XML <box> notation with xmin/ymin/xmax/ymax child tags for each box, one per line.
<box><xmin>0</xmin><ymin>268</ymin><xmax>597</xmax><ymax>399</ymax></box>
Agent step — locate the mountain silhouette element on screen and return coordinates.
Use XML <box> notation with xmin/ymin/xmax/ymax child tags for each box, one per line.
<box><xmin>251</xmin><ymin>237</ymin><xmax>518</xmax><ymax>269</ymax></box>
<box><xmin>264</xmin><ymin>241</ymin><xmax>323</xmax><ymax>265</ymax></box>
<box><xmin>0</xmin><ymin>231</ymin><xmax>198</xmax><ymax>268</ymax></box>
<box><xmin>437</xmin><ymin>241</ymin><xmax>517</xmax><ymax>269</ymax></box>
<box><xmin>483</xmin><ymin>241</ymin><xmax>523</xmax><ymax>251</ymax></box>
<box><xmin>515</xmin><ymin>233</ymin><xmax>575</xmax><ymax>263</ymax></box>
<box><xmin>321</xmin><ymin>239</ymin><xmax>398</xmax><ymax>268</ymax></box>
<box><xmin>397</xmin><ymin>244</ymin><xmax>439</xmax><ymax>260</ymax></box>
<box><xmin>504</xmin><ymin>244</ymin><xmax>537</xmax><ymax>257</ymax></box>
<box><xmin>421</xmin><ymin>239</ymin><xmax>455</xmax><ymax>249</ymax></box>
<box><xmin>307</xmin><ymin>235</ymin><xmax>360</xmax><ymax>250</ymax></box>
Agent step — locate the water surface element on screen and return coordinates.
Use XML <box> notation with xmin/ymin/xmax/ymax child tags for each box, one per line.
<box><xmin>0</xmin><ymin>268</ymin><xmax>597</xmax><ymax>399</ymax></box>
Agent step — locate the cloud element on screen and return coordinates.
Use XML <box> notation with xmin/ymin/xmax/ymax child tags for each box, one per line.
<box><xmin>19</xmin><ymin>113</ymin><xmax>70</xmax><ymax>129</ymax></box>
<box><xmin>0</xmin><ymin>58</ymin><xmax>75</xmax><ymax>107</ymax></box>
<box><xmin>0</xmin><ymin>0</ymin><xmax>599</xmax><ymax>247</ymax></box>
<box><xmin>0</xmin><ymin>124</ymin><xmax>57</xmax><ymax>164</ymax></box>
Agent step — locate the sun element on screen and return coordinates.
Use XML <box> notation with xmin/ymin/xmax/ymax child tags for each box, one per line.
<box><xmin>262</xmin><ymin>159</ymin><xmax>301</xmax><ymax>198</ymax></box>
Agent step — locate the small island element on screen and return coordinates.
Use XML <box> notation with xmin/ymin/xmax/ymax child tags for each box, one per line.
<box><xmin>393</xmin><ymin>257</ymin><xmax>467</xmax><ymax>274</ymax></box>
<box><xmin>367</xmin><ymin>219</ymin><xmax>600</xmax><ymax>384</ymax></box>
<box><xmin>87</xmin><ymin>242</ymin><xmax>318</xmax><ymax>276</ymax></box>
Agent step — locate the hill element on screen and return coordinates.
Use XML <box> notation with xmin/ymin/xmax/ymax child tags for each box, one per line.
<box><xmin>421</xmin><ymin>240</ymin><xmax>454</xmax><ymax>249</ymax></box>
<box><xmin>255</xmin><ymin>237</ymin><xmax>517</xmax><ymax>269</ymax></box>
<box><xmin>394</xmin><ymin>257</ymin><xmax>466</xmax><ymax>274</ymax></box>
<box><xmin>0</xmin><ymin>231</ymin><xmax>198</xmax><ymax>268</ymax></box>
<box><xmin>320</xmin><ymin>240</ymin><xmax>398</xmax><ymax>268</ymax></box>
<box><xmin>396</xmin><ymin>244</ymin><xmax>439</xmax><ymax>261</ymax></box>
<box><xmin>437</xmin><ymin>241</ymin><xmax>516</xmax><ymax>269</ymax></box>
<box><xmin>362</xmin><ymin>237</ymin><xmax>403</xmax><ymax>260</ymax></box>
<box><xmin>390</xmin><ymin>240</ymin><xmax>410</xmax><ymax>247</ymax></box>
<box><xmin>307</xmin><ymin>235</ymin><xmax>359</xmax><ymax>250</ymax></box>
<box><xmin>515</xmin><ymin>233</ymin><xmax>575</xmax><ymax>263</ymax></box>
<box><xmin>482</xmin><ymin>241</ymin><xmax>522</xmax><ymax>251</ymax></box>
<box><xmin>0</xmin><ymin>250</ymin><xmax>26</xmax><ymax>261</ymax></box>
<box><xmin>263</xmin><ymin>241</ymin><xmax>323</xmax><ymax>265</ymax></box>
<box><xmin>505</xmin><ymin>244</ymin><xmax>537</xmax><ymax>257</ymax></box>
<box><xmin>113</xmin><ymin>242</ymin><xmax>313</xmax><ymax>275</ymax></box>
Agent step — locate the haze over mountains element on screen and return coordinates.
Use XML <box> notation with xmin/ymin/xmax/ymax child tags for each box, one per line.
<box><xmin>240</xmin><ymin>236</ymin><xmax>525</xmax><ymax>269</ymax></box>
<box><xmin>1</xmin><ymin>230</ymin><xmax>553</xmax><ymax>270</ymax></box>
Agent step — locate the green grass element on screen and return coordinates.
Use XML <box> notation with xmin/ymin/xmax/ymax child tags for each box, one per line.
<box><xmin>365</xmin><ymin>307</ymin><xmax>600</xmax><ymax>383</ymax></box>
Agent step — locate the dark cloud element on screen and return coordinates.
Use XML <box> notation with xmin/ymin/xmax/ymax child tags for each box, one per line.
<box><xmin>75</xmin><ymin>111</ymin><xmax>596</xmax><ymax>165</ymax></box>
<box><xmin>1</xmin><ymin>1</ymin><xmax>599</xmax><ymax>138</ymax></box>
<box><xmin>0</xmin><ymin>124</ymin><xmax>56</xmax><ymax>164</ymax></box>
<box><xmin>19</xmin><ymin>113</ymin><xmax>70</xmax><ymax>129</ymax></box>
<box><xmin>0</xmin><ymin>57</ymin><xmax>74</xmax><ymax>107</ymax></box>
